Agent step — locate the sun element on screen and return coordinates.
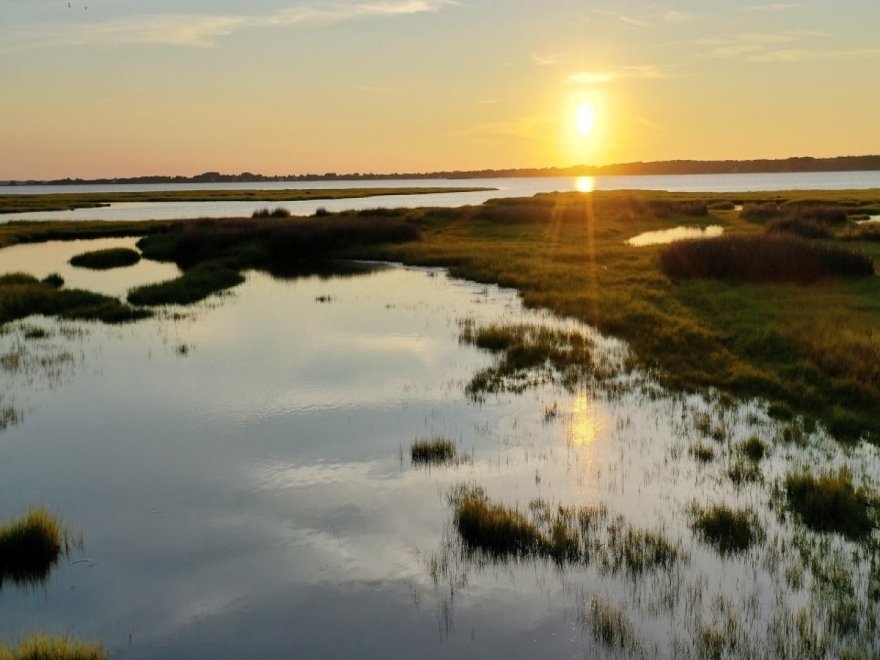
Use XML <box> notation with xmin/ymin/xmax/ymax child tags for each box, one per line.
<box><xmin>575</xmin><ymin>102</ymin><xmax>596</xmax><ymax>137</ymax></box>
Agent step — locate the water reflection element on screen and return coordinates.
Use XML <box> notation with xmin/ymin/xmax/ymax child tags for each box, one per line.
<box><xmin>575</xmin><ymin>176</ymin><xmax>595</xmax><ymax>193</ymax></box>
<box><xmin>567</xmin><ymin>391</ymin><xmax>602</xmax><ymax>446</ymax></box>
<box><xmin>626</xmin><ymin>224</ymin><xmax>724</xmax><ymax>247</ymax></box>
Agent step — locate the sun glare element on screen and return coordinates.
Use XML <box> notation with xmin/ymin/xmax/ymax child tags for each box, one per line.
<box><xmin>575</xmin><ymin>176</ymin><xmax>594</xmax><ymax>193</ymax></box>
<box><xmin>576</xmin><ymin>103</ymin><xmax>596</xmax><ymax>137</ymax></box>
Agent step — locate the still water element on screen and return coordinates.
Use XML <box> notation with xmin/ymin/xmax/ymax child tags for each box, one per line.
<box><xmin>1</xmin><ymin>241</ymin><xmax>879</xmax><ymax>657</ymax></box>
<box><xmin>3</xmin><ymin>171</ymin><xmax>880</xmax><ymax>222</ymax></box>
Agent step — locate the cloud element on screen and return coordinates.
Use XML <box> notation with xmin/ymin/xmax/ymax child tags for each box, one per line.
<box><xmin>0</xmin><ymin>1</ymin><xmax>457</xmax><ymax>51</ymax></box>
<box><xmin>699</xmin><ymin>30</ymin><xmax>827</xmax><ymax>60</ymax></box>
<box><xmin>592</xmin><ymin>9</ymin><xmax>653</xmax><ymax>29</ymax></box>
<box><xmin>532</xmin><ymin>53</ymin><xmax>560</xmax><ymax>66</ymax></box>
<box><xmin>567</xmin><ymin>65</ymin><xmax>668</xmax><ymax>85</ymax></box>
<box><xmin>451</xmin><ymin>115</ymin><xmax>554</xmax><ymax>141</ymax></box>
<box><xmin>745</xmin><ymin>3</ymin><xmax>798</xmax><ymax>12</ymax></box>
<box><xmin>662</xmin><ymin>10</ymin><xmax>694</xmax><ymax>25</ymax></box>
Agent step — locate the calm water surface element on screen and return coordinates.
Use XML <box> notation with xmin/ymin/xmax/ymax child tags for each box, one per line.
<box><xmin>1</xmin><ymin>241</ymin><xmax>879</xmax><ymax>657</ymax></box>
<box><xmin>3</xmin><ymin>171</ymin><xmax>880</xmax><ymax>222</ymax></box>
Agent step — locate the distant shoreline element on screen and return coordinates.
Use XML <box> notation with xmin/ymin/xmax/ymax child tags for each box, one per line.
<box><xmin>5</xmin><ymin>155</ymin><xmax>880</xmax><ymax>187</ymax></box>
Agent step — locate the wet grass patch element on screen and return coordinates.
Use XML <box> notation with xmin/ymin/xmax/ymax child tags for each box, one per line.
<box><xmin>458</xmin><ymin>320</ymin><xmax>603</xmax><ymax>398</ymax></box>
<box><xmin>0</xmin><ymin>635</ymin><xmax>106</xmax><ymax>660</ymax></box>
<box><xmin>739</xmin><ymin>435</ymin><xmax>767</xmax><ymax>461</ymax></box>
<box><xmin>69</xmin><ymin>247</ymin><xmax>140</xmax><ymax>270</ymax></box>
<box><xmin>585</xmin><ymin>597</ymin><xmax>640</xmax><ymax>654</ymax></box>
<box><xmin>691</xmin><ymin>442</ymin><xmax>716</xmax><ymax>463</ymax></box>
<box><xmin>690</xmin><ymin>504</ymin><xmax>762</xmax><ymax>554</ymax></box>
<box><xmin>784</xmin><ymin>468</ymin><xmax>876</xmax><ymax>539</ymax></box>
<box><xmin>0</xmin><ymin>273</ymin><xmax>149</xmax><ymax>325</ymax></box>
<box><xmin>411</xmin><ymin>437</ymin><xmax>458</xmax><ymax>466</ymax></box>
<box><xmin>659</xmin><ymin>236</ymin><xmax>874</xmax><ymax>283</ymax></box>
<box><xmin>0</xmin><ymin>508</ymin><xmax>74</xmax><ymax>587</ymax></box>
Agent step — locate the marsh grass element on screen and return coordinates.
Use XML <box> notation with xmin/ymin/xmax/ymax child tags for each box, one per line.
<box><xmin>0</xmin><ymin>508</ymin><xmax>74</xmax><ymax>587</ymax></box>
<box><xmin>0</xmin><ymin>406</ymin><xmax>21</xmax><ymax>432</ymax></box>
<box><xmin>784</xmin><ymin>468</ymin><xmax>876</xmax><ymax>539</ymax></box>
<box><xmin>586</xmin><ymin>597</ymin><xmax>640</xmax><ymax>653</ymax></box>
<box><xmin>741</xmin><ymin>202</ymin><xmax>779</xmax><ymax>221</ymax></box>
<box><xmin>740</xmin><ymin>435</ymin><xmax>767</xmax><ymax>461</ymax></box>
<box><xmin>690</xmin><ymin>504</ymin><xmax>762</xmax><ymax>554</ymax></box>
<box><xmin>765</xmin><ymin>217</ymin><xmax>834</xmax><ymax>239</ymax></box>
<box><xmin>410</xmin><ymin>437</ymin><xmax>458</xmax><ymax>466</ymax></box>
<box><xmin>0</xmin><ymin>273</ymin><xmax>149</xmax><ymax>325</ymax></box>
<box><xmin>252</xmin><ymin>207</ymin><xmax>291</xmax><ymax>218</ymax></box>
<box><xmin>69</xmin><ymin>247</ymin><xmax>140</xmax><ymax>270</ymax></box>
<box><xmin>691</xmin><ymin>443</ymin><xmax>716</xmax><ymax>463</ymax></box>
<box><xmin>659</xmin><ymin>236</ymin><xmax>873</xmax><ymax>283</ymax></box>
<box><xmin>127</xmin><ymin>262</ymin><xmax>245</xmax><ymax>306</ymax></box>
<box><xmin>450</xmin><ymin>487</ymin><xmax>680</xmax><ymax>573</ymax></box>
<box><xmin>0</xmin><ymin>635</ymin><xmax>106</xmax><ymax>660</ymax></box>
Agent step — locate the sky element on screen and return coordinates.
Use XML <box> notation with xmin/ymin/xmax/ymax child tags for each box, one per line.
<box><xmin>1</xmin><ymin>0</ymin><xmax>879</xmax><ymax>178</ymax></box>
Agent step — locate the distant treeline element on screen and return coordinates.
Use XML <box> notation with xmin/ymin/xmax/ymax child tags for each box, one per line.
<box><xmin>6</xmin><ymin>156</ymin><xmax>880</xmax><ymax>186</ymax></box>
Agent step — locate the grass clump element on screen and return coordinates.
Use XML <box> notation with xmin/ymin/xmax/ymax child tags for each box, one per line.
<box><xmin>69</xmin><ymin>247</ymin><xmax>140</xmax><ymax>270</ymax></box>
<box><xmin>0</xmin><ymin>508</ymin><xmax>70</xmax><ymax>586</ymax></box>
<box><xmin>691</xmin><ymin>504</ymin><xmax>762</xmax><ymax>554</ymax></box>
<box><xmin>252</xmin><ymin>207</ymin><xmax>291</xmax><ymax>218</ymax></box>
<box><xmin>659</xmin><ymin>235</ymin><xmax>873</xmax><ymax>283</ymax></box>
<box><xmin>453</xmin><ymin>487</ymin><xmax>546</xmax><ymax>559</ymax></box>
<box><xmin>127</xmin><ymin>262</ymin><xmax>245</xmax><ymax>306</ymax></box>
<box><xmin>603</xmin><ymin>518</ymin><xmax>681</xmax><ymax>575</ymax></box>
<box><xmin>739</xmin><ymin>435</ymin><xmax>767</xmax><ymax>461</ymax></box>
<box><xmin>586</xmin><ymin>597</ymin><xmax>639</xmax><ymax>653</ymax></box>
<box><xmin>784</xmin><ymin>468</ymin><xmax>875</xmax><ymax>539</ymax></box>
<box><xmin>411</xmin><ymin>437</ymin><xmax>457</xmax><ymax>465</ymax></box>
<box><xmin>0</xmin><ymin>273</ymin><xmax>149</xmax><ymax>325</ymax></box>
<box><xmin>741</xmin><ymin>202</ymin><xmax>779</xmax><ymax>221</ymax></box>
<box><xmin>691</xmin><ymin>443</ymin><xmax>716</xmax><ymax>463</ymax></box>
<box><xmin>0</xmin><ymin>635</ymin><xmax>106</xmax><ymax>660</ymax></box>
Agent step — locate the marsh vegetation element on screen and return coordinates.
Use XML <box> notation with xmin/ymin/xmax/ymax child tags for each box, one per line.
<box><xmin>69</xmin><ymin>247</ymin><xmax>141</xmax><ymax>270</ymax></box>
<box><xmin>0</xmin><ymin>508</ymin><xmax>74</xmax><ymax>587</ymax></box>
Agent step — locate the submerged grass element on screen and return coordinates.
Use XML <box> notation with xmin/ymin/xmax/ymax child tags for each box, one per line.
<box><xmin>0</xmin><ymin>635</ymin><xmax>106</xmax><ymax>660</ymax></box>
<box><xmin>410</xmin><ymin>437</ymin><xmax>458</xmax><ymax>465</ymax></box>
<box><xmin>784</xmin><ymin>468</ymin><xmax>876</xmax><ymax>539</ymax></box>
<box><xmin>69</xmin><ymin>247</ymin><xmax>140</xmax><ymax>270</ymax></box>
<box><xmin>0</xmin><ymin>508</ymin><xmax>71</xmax><ymax>587</ymax></box>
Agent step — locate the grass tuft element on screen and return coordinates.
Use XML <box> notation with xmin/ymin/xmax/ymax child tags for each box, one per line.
<box><xmin>587</xmin><ymin>597</ymin><xmax>639</xmax><ymax>652</ymax></box>
<box><xmin>252</xmin><ymin>207</ymin><xmax>291</xmax><ymax>218</ymax></box>
<box><xmin>69</xmin><ymin>248</ymin><xmax>140</xmax><ymax>270</ymax></box>
<box><xmin>411</xmin><ymin>437</ymin><xmax>457</xmax><ymax>465</ymax></box>
<box><xmin>0</xmin><ymin>508</ymin><xmax>70</xmax><ymax>586</ymax></box>
<box><xmin>739</xmin><ymin>435</ymin><xmax>768</xmax><ymax>461</ymax></box>
<box><xmin>784</xmin><ymin>468</ymin><xmax>875</xmax><ymax>539</ymax></box>
<box><xmin>691</xmin><ymin>504</ymin><xmax>762</xmax><ymax>554</ymax></box>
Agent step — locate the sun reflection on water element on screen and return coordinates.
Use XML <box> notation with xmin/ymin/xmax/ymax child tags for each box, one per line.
<box><xmin>575</xmin><ymin>176</ymin><xmax>595</xmax><ymax>193</ymax></box>
<box><xmin>566</xmin><ymin>391</ymin><xmax>602</xmax><ymax>447</ymax></box>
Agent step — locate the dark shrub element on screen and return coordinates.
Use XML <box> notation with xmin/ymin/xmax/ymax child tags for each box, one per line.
<box><xmin>659</xmin><ymin>235</ymin><xmax>874</xmax><ymax>283</ymax></box>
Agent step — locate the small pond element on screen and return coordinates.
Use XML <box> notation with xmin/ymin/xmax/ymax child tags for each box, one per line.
<box><xmin>627</xmin><ymin>225</ymin><xmax>724</xmax><ymax>247</ymax></box>
<box><xmin>1</xmin><ymin>239</ymin><xmax>878</xmax><ymax>658</ymax></box>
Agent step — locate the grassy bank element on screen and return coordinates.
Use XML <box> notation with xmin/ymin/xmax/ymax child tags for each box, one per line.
<box><xmin>0</xmin><ymin>273</ymin><xmax>149</xmax><ymax>325</ymax></box>
<box><xmin>0</xmin><ymin>187</ymin><xmax>494</xmax><ymax>214</ymax></box>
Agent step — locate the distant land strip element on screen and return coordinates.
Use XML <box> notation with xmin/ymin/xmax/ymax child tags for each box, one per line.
<box><xmin>0</xmin><ymin>187</ymin><xmax>495</xmax><ymax>215</ymax></box>
<box><xmin>4</xmin><ymin>156</ymin><xmax>880</xmax><ymax>186</ymax></box>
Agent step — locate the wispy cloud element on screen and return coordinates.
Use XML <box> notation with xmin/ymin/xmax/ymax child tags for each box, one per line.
<box><xmin>451</xmin><ymin>115</ymin><xmax>554</xmax><ymax>141</ymax></box>
<box><xmin>0</xmin><ymin>1</ymin><xmax>457</xmax><ymax>52</ymax></box>
<box><xmin>567</xmin><ymin>65</ymin><xmax>669</xmax><ymax>85</ymax></box>
<box><xmin>592</xmin><ymin>9</ymin><xmax>653</xmax><ymax>29</ymax></box>
<box><xmin>700</xmin><ymin>30</ymin><xmax>826</xmax><ymax>60</ymax></box>
<box><xmin>532</xmin><ymin>53</ymin><xmax>561</xmax><ymax>66</ymax></box>
<box><xmin>662</xmin><ymin>10</ymin><xmax>695</xmax><ymax>25</ymax></box>
<box><xmin>745</xmin><ymin>3</ymin><xmax>798</xmax><ymax>12</ymax></box>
